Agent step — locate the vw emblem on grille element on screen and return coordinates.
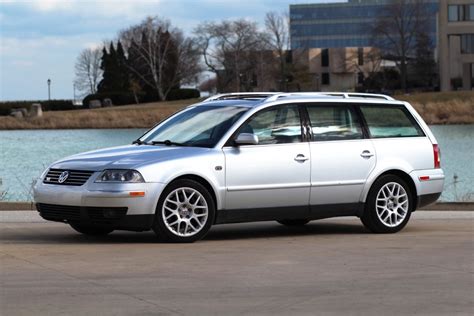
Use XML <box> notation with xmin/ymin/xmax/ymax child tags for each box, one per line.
<box><xmin>58</xmin><ymin>171</ymin><xmax>69</xmax><ymax>183</ymax></box>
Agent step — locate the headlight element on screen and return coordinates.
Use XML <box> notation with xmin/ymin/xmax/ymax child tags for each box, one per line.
<box><xmin>95</xmin><ymin>170</ymin><xmax>145</xmax><ymax>183</ymax></box>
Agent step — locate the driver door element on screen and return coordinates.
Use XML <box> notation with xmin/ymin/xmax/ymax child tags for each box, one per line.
<box><xmin>222</xmin><ymin>104</ymin><xmax>311</xmax><ymax>219</ymax></box>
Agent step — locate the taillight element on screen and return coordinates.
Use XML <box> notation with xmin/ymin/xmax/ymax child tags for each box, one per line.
<box><xmin>433</xmin><ymin>144</ymin><xmax>441</xmax><ymax>169</ymax></box>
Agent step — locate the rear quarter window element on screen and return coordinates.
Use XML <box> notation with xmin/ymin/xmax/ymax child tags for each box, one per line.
<box><xmin>360</xmin><ymin>105</ymin><xmax>425</xmax><ymax>138</ymax></box>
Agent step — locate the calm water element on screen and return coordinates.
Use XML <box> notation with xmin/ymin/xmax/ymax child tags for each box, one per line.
<box><xmin>0</xmin><ymin>126</ymin><xmax>473</xmax><ymax>201</ymax></box>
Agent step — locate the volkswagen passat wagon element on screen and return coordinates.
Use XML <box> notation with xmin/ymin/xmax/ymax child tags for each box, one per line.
<box><xmin>34</xmin><ymin>92</ymin><xmax>444</xmax><ymax>242</ymax></box>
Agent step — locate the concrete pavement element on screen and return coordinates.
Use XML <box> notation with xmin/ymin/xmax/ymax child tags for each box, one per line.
<box><xmin>1</xmin><ymin>212</ymin><xmax>473</xmax><ymax>315</ymax></box>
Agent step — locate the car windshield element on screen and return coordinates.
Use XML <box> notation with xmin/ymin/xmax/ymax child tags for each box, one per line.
<box><xmin>139</xmin><ymin>105</ymin><xmax>249</xmax><ymax>148</ymax></box>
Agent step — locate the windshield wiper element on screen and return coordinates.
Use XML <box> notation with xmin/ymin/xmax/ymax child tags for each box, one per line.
<box><xmin>132</xmin><ymin>139</ymin><xmax>149</xmax><ymax>145</ymax></box>
<box><xmin>151</xmin><ymin>140</ymin><xmax>187</xmax><ymax>147</ymax></box>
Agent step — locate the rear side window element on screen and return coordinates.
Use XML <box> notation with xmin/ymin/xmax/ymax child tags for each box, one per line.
<box><xmin>360</xmin><ymin>106</ymin><xmax>424</xmax><ymax>138</ymax></box>
<box><xmin>307</xmin><ymin>105</ymin><xmax>363</xmax><ymax>141</ymax></box>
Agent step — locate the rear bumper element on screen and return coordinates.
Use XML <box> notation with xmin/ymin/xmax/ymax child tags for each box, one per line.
<box><xmin>36</xmin><ymin>203</ymin><xmax>154</xmax><ymax>231</ymax></box>
<box><xmin>410</xmin><ymin>169</ymin><xmax>444</xmax><ymax>209</ymax></box>
<box><xmin>417</xmin><ymin>192</ymin><xmax>442</xmax><ymax>208</ymax></box>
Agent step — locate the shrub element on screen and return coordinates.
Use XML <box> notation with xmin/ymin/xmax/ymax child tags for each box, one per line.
<box><xmin>83</xmin><ymin>92</ymin><xmax>136</xmax><ymax>108</ymax></box>
<box><xmin>41</xmin><ymin>100</ymin><xmax>76</xmax><ymax>111</ymax></box>
<box><xmin>0</xmin><ymin>100</ymin><xmax>76</xmax><ymax>116</ymax></box>
<box><xmin>166</xmin><ymin>88</ymin><xmax>200</xmax><ymax>101</ymax></box>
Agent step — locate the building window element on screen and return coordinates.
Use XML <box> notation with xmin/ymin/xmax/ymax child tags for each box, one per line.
<box><xmin>357</xmin><ymin>47</ymin><xmax>364</xmax><ymax>66</ymax></box>
<box><xmin>321</xmin><ymin>49</ymin><xmax>329</xmax><ymax>67</ymax></box>
<box><xmin>448</xmin><ymin>4</ymin><xmax>474</xmax><ymax>22</ymax></box>
<box><xmin>448</xmin><ymin>5</ymin><xmax>458</xmax><ymax>21</ymax></box>
<box><xmin>461</xmin><ymin>34</ymin><xmax>474</xmax><ymax>54</ymax></box>
<box><xmin>322</xmin><ymin>73</ymin><xmax>330</xmax><ymax>85</ymax></box>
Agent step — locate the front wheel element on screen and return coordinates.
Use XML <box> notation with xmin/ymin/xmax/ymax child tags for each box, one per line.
<box><xmin>153</xmin><ymin>179</ymin><xmax>215</xmax><ymax>243</ymax></box>
<box><xmin>361</xmin><ymin>175</ymin><xmax>413</xmax><ymax>233</ymax></box>
<box><xmin>70</xmin><ymin>224</ymin><xmax>114</xmax><ymax>236</ymax></box>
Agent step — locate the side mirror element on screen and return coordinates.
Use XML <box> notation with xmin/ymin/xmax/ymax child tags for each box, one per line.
<box><xmin>234</xmin><ymin>133</ymin><xmax>259</xmax><ymax>146</ymax></box>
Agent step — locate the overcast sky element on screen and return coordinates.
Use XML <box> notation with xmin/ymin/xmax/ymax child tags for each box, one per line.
<box><xmin>0</xmin><ymin>0</ymin><xmax>341</xmax><ymax>101</ymax></box>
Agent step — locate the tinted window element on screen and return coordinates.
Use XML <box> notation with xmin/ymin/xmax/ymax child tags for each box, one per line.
<box><xmin>239</xmin><ymin>105</ymin><xmax>302</xmax><ymax>145</ymax></box>
<box><xmin>448</xmin><ymin>5</ymin><xmax>458</xmax><ymax>21</ymax></box>
<box><xmin>321</xmin><ymin>48</ymin><xmax>329</xmax><ymax>67</ymax></box>
<box><xmin>307</xmin><ymin>105</ymin><xmax>363</xmax><ymax>141</ymax></box>
<box><xmin>360</xmin><ymin>106</ymin><xmax>424</xmax><ymax>138</ymax></box>
<box><xmin>322</xmin><ymin>72</ymin><xmax>330</xmax><ymax>85</ymax></box>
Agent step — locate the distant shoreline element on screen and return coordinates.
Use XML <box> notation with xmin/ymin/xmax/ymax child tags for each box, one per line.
<box><xmin>0</xmin><ymin>92</ymin><xmax>473</xmax><ymax>130</ymax></box>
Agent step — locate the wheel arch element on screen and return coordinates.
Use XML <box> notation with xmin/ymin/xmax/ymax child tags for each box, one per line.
<box><xmin>363</xmin><ymin>169</ymin><xmax>418</xmax><ymax>206</ymax></box>
<box><xmin>169</xmin><ymin>174</ymin><xmax>219</xmax><ymax>214</ymax></box>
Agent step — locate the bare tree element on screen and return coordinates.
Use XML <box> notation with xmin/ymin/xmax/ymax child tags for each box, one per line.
<box><xmin>120</xmin><ymin>17</ymin><xmax>201</xmax><ymax>101</ymax></box>
<box><xmin>264</xmin><ymin>11</ymin><xmax>290</xmax><ymax>91</ymax></box>
<box><xmin>194</xmin><ymin>19</ymin><xmax>269</xmax><ymax>92</ymax></box>
<box><xmin>74</xmin><ymin>47</ymin><xmax>102</xmax><ymax>95</ymax></box>
<box><xmin>371</xmin><ymin>0</ymin><xmax>430</xmax><ymax>91</ymax></box>
<box><xmin>198</xmin><ymin>76</ymin><xmax>217</xmax><ymax>95</ymax></box>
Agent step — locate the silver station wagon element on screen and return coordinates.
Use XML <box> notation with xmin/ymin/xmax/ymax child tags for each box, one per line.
<box><xmin>34</xmin><ymin>92</ymin><xmax>444</xmax><ymax>242</ymax></box>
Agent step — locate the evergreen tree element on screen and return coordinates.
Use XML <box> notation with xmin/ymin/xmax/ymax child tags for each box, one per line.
<box><xmin>98</xmin><ymin>41</ymin><xmax>131</xmax><ymax>93</ymax></box>
<box><xmin>97</xmin><ymin>46</ymin><xmax>112</xmax><ymax>93</ymax></box>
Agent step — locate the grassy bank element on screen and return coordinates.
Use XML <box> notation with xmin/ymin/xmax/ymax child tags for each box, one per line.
<box><xmin>0</xmin><ymin>92</ymin><xmax>473</xmax><ymax>130</ymax></box>
<box><xmin>0</xmin><ymin>99</ymin><xmax>196</xmax><ymax>130</ymax></box>
<box><xmin>396</xmin><ymin>91</ymin><xmax>474</xmax><ymax>125</ymax></box>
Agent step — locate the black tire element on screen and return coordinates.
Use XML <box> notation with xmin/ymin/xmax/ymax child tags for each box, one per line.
<box><xmin>70</xmin><ymin>224</ymin><xmax>114</xmax><ymax>236</ymax></box>
<box><xmin>361</xmin><ymin>174</ymin><xmax>414</xmax><ymax>234</ymax></box>
<box><xmin>277</xmin><ymin>219</ymin><xmax>310</xmax><ymax>226</ymax></box>
<box><xmin>153</xmin><ymin>179</ymin><xmax>215</xmax><ymax>243</ymax></box>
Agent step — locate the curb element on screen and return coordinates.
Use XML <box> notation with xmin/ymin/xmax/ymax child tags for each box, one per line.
<box><xmin>0</xmin><ymin>201</ymin><xmax>473</xmax><ymax>211</ymax></box>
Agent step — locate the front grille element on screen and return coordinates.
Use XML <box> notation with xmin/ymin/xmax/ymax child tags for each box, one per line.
<box><xmin>43</xmin><ymin>169</ymin><xmax>94</xmax><ymax>186</ymax></box>
<box><xmin>37</xmin><ymin>203</ymin><xmax>128</xmax><ymax>224</ymax></box>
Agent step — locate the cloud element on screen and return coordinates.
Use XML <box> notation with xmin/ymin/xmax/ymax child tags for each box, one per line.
<box><xmin>11</xmin><ymin>60</ymin><xmax>34</xmax><ymax>67</ymax></box>
<box><xmin>5</xmin><ymin>0</ymin><xmax>163</xmax><ymax>20</ymax></box>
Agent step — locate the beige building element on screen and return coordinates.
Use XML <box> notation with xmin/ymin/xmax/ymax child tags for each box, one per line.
<box><xmin>439</xmin><ymin>0</ymin><xmax>474</xmax><ymax>91</ymax></box>
<box><xmin>292</xmin><ymin>47</ymin><xmax>388</xmax><ymax>92</ymax></box>
<box><xmin>216</xmin><ymin>48</ymin><xmax>390</xmax><ymax>93</ymax></box>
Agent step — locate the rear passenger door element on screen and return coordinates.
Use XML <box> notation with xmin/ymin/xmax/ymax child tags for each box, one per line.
<box><xmin>306</xmin><ymin>103</ymin><xmax>376</xmax><ymax>206</ymax></box>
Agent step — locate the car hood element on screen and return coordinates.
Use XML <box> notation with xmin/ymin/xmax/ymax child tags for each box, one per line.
<box><xmin>50</xmin><ymin>145</ymin><xmax>212</xmax><ymax>171</ymax></box>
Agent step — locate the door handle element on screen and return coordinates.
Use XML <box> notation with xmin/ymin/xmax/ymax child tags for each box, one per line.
<box><xmin>294</xmin><ymin>154</ymin><xmax>309</xmax><ymax>162</ymax></box>
<box><xmin>360</xmin><ymin>150</ymin><xmax>374</xmax><ymax>158</ymax></box>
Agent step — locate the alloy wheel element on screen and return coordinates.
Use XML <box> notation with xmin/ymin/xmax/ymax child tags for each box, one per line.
<box><xmin>162</xmin><ymin>187</ymin><xmax>209</xmax><ymax>237</ymax></box>
<box><xmin>375</xmin><ymin>182</ymin><xmax>409</xmax><ymax>227</ymax></box>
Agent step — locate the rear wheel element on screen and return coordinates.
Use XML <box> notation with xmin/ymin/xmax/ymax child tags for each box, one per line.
<box><xmin>361</xmin><ymin>175</ymin><xmax>413</xmax><ymax>233</ymax></box>
<box><xmin>70</xmin><ymin>224</ymin><xmax>114</xmax><ymax>236</ymax></box>
<box><xmin>277</xmin><ymin>219</ymin><xmax>310</xmax><ymax>226</ymax></box>
<box><xmin>153</xmin><ymin>179</ymin><xmax>215</xmax><ymax>243</ymax></box>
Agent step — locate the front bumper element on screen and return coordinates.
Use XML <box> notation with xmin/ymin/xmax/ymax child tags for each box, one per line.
<box><xmin>34</xmin><ymin>179</ymin><xmax>166</xmax><ymax>230</ymax></box>
<box><xmin>36</xmin><ymin>203</ymin><xmax>155</xmax><ymax>231</ymax></box>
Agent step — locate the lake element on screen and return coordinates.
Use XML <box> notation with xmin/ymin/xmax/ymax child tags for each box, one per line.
<box><xmin>0</xmin><ymin>125</ymin><xmax>472</xmax><ymax>202</ymax></box>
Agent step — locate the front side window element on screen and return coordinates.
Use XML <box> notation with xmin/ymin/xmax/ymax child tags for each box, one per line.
<box><xmin>360</xmin><ymin>106</ymin><xmax>424</xmax><ymax>138</ymax></box>
<box><xmin>238</xmin><ymin>105</ymin><xmax>302</xmax><ymax>145</ymax></box>
<box><xmin>141</xmin><ymin>106</ymin><xmax>248</xmax><ymax>147</ymax></box>
<box><xmin>307</xmin><ymin>105</ymin><xmax>363</xmax><ymax>141</ymax></box>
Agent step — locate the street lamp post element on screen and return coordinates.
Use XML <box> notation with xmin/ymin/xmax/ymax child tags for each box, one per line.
<box><xmin>47</xmin><ymin>79</ymin><xmax>51</xmax><ymax>101</ymax></box>
<box><xmin>73</xmin><ymin>83</ymin><xmax>76</xmax><ymax>103</ymax></box>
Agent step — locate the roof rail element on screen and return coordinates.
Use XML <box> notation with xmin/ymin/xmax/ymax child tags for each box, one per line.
<box><xmin>265</xmin><ymin>92</ymin><xmax>394</xmax><ymax>102</ymax></box>
<box><xmin>203</xmin><ymin>92</ymin><xmax>278</xmax><ymax>102</ymax></box>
